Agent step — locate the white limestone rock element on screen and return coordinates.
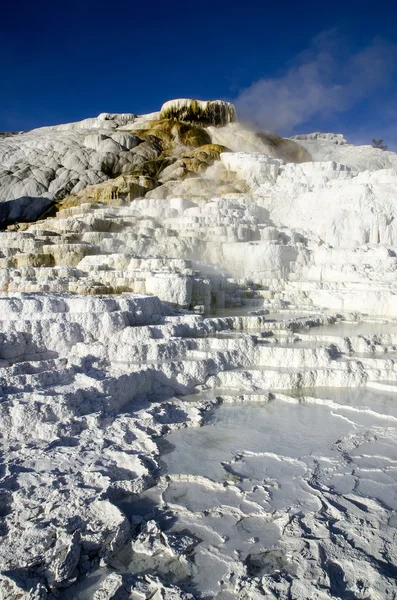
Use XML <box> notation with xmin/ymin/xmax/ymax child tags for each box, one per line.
<box><xmin>221</xmin><ymin>152</ymin><xmax>283</xmax><ymax>186</ymax></box>
<box><xmin>292</xmin><ymin>132</ymin><xmax>397</xmax><ymax>171</ymax></box>
<box><xmin>2</xmin><ymin>104</ymin><xmax>397</xmax><ymax>600</ymax></box>
<box><xmin>32</xmin><ymin>113</ymin><xmax>136</xmax><ymax>132</ymax></box>
<box><xmin>291</xmin><ymin>132</ymin><xmax>348</xmax><ymax>144</ymax></box>
<box><xmin>0</xmin><ymin>114</ymin><xmax>145</xmax><ymax>223</ymax></box>
<box><xmin>0</xmin><ymin>289</ymin><xmax>395</xmax><ymax>598</ymax></box>
<box><xmin>255</xmin><ymin>159</ymin><xmax>397</xmax><ymax>247</ymax></box>
<box><xmin>93</xmin><ymin>573</ymin><xmax>194</xmax><ymax>599</ymax></box>
<box><xmin>108</xmin><ymin>132</ymin><xmax>141</xmax><ymax>150</ymax></box>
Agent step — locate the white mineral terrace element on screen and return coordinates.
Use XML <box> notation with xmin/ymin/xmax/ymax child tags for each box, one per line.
<box><xmin>0</xmin><ymin>109</ymin><xmax>397</xmax><ymax>599</ymax></box>
<box><xmin>0</xmin><ymin>295</ymin><xmax>397</xmax><ymax>600</ymax></box>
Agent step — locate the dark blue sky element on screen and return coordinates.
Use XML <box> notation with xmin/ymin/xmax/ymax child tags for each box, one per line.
<box><xmin>2</xmin><ymin>0</ymin><xmax>397</xmax><ymax>147</ymax></box>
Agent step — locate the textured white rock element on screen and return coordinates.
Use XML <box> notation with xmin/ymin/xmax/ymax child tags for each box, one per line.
<box><xmin>1</xmin><ymin>108</ymin><xmax>397</xmax><ymax>599</ymax></box>
<box><xmin>291</xmin><ymin>131</ymin><xmax>348</xmax><ymax>144</ymax></box>
<box><xmin>221</xmin><ymin>152</ymin><xmax>283</xmax><ymax>185</ymax></box>
<box><xmin>292</xmin><ymin>133</ymin><xmax>397</xmax><ymax>171</ymax></box>
<box><xmin>0</xmin><ymin>290</ymin><xmax>396</xmax><ymax>598</ymax></box>
<box><xmin>0</xmin><ymin>113</ymin><xmax>145</xmax><ymax>224</ymax></box>
<box><xmin>32</xmin><ymin>113</ymin><xmax>136</xmax><ymax>132</ymax></box>
<box><xmin>255</xmin><ymin>160</ymin><xmax>397</xmax><ymax>246</ymax></box>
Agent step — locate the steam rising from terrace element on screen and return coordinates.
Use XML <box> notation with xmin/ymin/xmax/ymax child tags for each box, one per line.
<box><xmin>234</xmin><ymin>31</ymin><xmax>397</xmax><ymax>141</ymax></box>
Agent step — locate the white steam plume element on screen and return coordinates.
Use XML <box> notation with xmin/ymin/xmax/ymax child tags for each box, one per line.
<box><xmin>234</xmin><ymin>30</ymin><xmax>397</xmax><ymax>137</ymax></box>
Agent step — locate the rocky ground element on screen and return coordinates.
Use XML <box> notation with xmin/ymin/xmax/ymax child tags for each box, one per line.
<box><xmin>0</xmin><ymin>100</ymin><xmax>396</xmax><ymax>599</ymax></box>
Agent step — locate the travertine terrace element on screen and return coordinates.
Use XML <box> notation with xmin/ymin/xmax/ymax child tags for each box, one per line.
<box><xmin>0</xmin><ymin>100</ymin><xmax>396</xmax><ymax>599</ymax></box>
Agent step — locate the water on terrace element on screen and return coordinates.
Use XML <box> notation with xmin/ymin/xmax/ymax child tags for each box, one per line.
<box><xmin>63</xmin><ymin>313</ymin><xmax>397</xmax><ymax>599</ymax></box>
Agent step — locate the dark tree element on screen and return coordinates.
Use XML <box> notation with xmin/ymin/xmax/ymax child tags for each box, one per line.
<box><xmin>372</xmin><ymin>138</ymin><xmax>388</xmax><ymax>150</ymax></box>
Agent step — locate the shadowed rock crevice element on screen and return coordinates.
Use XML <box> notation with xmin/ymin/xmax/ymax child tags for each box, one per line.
<box><xmin>0</xmin><ymin>196</ymin><xmax>55</xmax><ymax>229</ymax></box>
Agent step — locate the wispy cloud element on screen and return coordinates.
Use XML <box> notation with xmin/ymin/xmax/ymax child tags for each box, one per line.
<box><xmin>234</xmin><ymin>30</ymin><xmax>397</xmax><ymax>140</ymax></box>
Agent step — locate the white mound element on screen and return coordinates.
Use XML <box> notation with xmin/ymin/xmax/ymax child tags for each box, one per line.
<box><xmin>1</xmin><ymin>108</ymin><xmax>397</xmax><ymax>599</ymax></box>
